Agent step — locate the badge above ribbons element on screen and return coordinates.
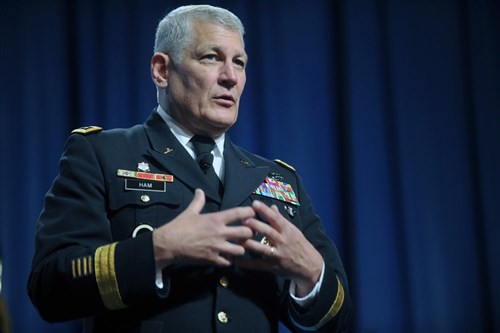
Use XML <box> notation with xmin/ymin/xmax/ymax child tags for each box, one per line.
<box><xmin>253</xmin><ymin>176</ymin><xmax>300</xmax><ymax>206</ymax></box>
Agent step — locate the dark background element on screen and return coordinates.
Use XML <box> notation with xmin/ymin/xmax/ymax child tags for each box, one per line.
<box><xmin>1</xmin><ymin>0</ymin><xmax>499</xmax><ymax>332</ymax></box>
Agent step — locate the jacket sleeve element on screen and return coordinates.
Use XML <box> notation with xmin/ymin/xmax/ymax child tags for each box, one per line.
<box><xmin>282</xmin><ymin>171</ymin><xmax>352</xmax><ymax>332</ymax></box>
<box><xmin>27</xmin><ymin>133</ymin><xmax>163</xmax><ymax>322</ymax></box>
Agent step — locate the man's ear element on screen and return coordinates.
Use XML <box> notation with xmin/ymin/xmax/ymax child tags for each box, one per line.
<box><xmin>151</xmin><ymin>52</ymin><xmax>170</xmax><ymax>89</ymax></box>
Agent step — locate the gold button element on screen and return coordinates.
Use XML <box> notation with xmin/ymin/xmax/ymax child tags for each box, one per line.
<box><xmin>140</xmin><ymin>194</ymin><xmax>150</xmax><ymax>203</ymax></box>
<box><xmin>217</xmin><ymin>311</ymin><xmax>228</xmax><ymax>324</ymax></box>
<box><xmin>219</xmin><ymin>276</ymin><xmax>229</xmax><ymax>288</ymax></box>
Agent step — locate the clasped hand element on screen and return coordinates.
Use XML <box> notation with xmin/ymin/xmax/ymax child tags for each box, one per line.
<box><xmin>153</xmin><ymin>189</ymin><xmax>323</xmax><ymax>296</ymax></box>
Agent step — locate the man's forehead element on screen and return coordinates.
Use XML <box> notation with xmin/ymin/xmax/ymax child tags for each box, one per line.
<box><xmin>190</xmin><ymin>22</ymin><xmax>246</xmax><ymax>55</ymax></box>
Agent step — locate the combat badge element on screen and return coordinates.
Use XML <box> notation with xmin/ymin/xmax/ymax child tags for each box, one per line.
<box><xmin>137</xmin><ymin>162</ymin><xmax>150</xmax><ymax>172</ymax></box>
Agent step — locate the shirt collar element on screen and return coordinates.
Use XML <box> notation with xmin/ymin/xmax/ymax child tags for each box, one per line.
<box><xmin>156</xmin><ymin>105</ymin><xmax>225</xmax><ymax>157</ymax></box>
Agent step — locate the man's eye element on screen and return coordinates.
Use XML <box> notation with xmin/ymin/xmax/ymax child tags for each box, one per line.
<box><xmin>234</xmin><ymin>59</ymin><xmax>246</xmax><ymax>69</ymax></box>
<box><xmin>202</xmin><ymin>54</ymin><xmax>219</xmax><ymax>61</ymax></box>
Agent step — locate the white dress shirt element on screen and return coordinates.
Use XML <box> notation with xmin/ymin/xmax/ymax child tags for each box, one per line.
<box><xmin>156</xmin><ymin>105</ymin><xmax>225</xmax><ymax>181</ymax></box>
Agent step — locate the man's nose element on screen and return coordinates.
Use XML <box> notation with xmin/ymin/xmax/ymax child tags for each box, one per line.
<box><xmin>219</xmin><ymin>62</ymin><xmax>238</xmax><ymax>88</ymax></box>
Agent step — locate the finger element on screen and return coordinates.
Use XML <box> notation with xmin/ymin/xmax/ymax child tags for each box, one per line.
<box><xmin>214</xmin><ymin>255</ymin><xmax>232</xmax><ymax>267</ymax></box>
<box><xmin>187</xmin><ymin>188</ymin><xmax>206</xmax><ymax>214</ymax></box>
<box><xmin>252</xmin><ymin>200</ymin><xmax>284</xmax><ymax>230</ymax></box>
<box><xmin>242</xmin><ymin>217</ymin><xmax>280</xmax><ymax>241</ymax></box>
<box><xmin>223</xmin><ymin>225</ymin><xmax>254</xmax><ymax>240</ymax></box>
<box><xmin>240</xmin><ymin>238</ymin><xmax>276</xmax><ymax>257</ymax></box>
<box><xmin>217</xmin><ymin>206</ymin><xmax>255</xmax><ymax>226</ymax></box>
<box><xmin>219</xmin><ymin>242</ymin><xmax>247</xmax><ymax>257</ymax></box>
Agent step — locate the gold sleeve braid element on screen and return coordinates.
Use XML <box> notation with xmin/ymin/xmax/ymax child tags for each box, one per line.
<box><xmin>94</xmin><ymin>243</ymin><xmax>127</xmax><ymax>310</ymax></box>
<box><xmin>291</xmin><ymin>275</ymin><xmax>345</xmax><ymax>331</ymax></box>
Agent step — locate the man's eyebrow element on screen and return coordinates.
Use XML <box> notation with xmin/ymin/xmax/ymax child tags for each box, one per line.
<box><xmin>199</xmin><ymin>44</ymin><xmax>247</xmax><ymax>58</ymax></box>
<box><xmin>235</xmin><ymin>51</ymin><xmax>248</xmax><ymax>60</ymax></box>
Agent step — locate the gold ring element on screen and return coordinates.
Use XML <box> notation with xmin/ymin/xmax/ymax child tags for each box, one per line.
<box><xmin>260</xmin><ymin>236</ymin><xmax>273</xmax><ymax>247</ymax></box>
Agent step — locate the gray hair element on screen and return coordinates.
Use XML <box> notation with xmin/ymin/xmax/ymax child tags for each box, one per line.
<box><xmin>154</xmin><ymin>5</ymin><xmax>245</xmax><ymax>64</ymax></box>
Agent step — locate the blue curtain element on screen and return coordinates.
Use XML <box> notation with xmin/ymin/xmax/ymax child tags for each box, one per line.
<box><xmin>1</xmin><ymin>0</ymin><xmax>499</xmax><ymax>332</ymax></box>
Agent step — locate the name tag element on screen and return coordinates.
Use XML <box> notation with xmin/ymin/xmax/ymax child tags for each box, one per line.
<box><xmin>125</xmin><ymin>179</ymin><xmax>166</xmax><ymax>192</ymax></box>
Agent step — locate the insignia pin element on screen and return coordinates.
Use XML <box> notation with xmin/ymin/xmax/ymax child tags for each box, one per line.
<box><xmin>163</xmin><ymin>147</ymin><xmax>173</xmax><ymax>155</ymax></box>
<box><xmin>284</xmin><ymin>205</ymin><xmax>296</xmax><ymax>217</ymax></box>
<box><xmin>137</xmin><ymin>162</ymin><xmax>150</xmax><ymax>172</ymax></box>
<box><xmin>269</xmin><ymin>172</ymin><xmax>283</xmax><ymax>181</ymax></box>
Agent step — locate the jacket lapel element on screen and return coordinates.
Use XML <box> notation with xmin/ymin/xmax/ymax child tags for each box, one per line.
<box><xmin>143</xmin><ymin>112</ymin><xmax>222</xmax><ymax>203</ymax></box>
<box><xmin>221</xmin><ymin>137</ymin><xmax>270</xmax><ymax>210</ymax></box>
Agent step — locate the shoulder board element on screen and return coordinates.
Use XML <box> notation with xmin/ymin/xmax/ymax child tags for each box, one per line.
<box><xmin>273</xmin><ymin>159</ymin><xmax>296</xmax><ymax>172</ymax></box>
<box><xmin>71</xmin><ymin>126</ymin><xmax>102</xmax><ymax>135</ymax></box>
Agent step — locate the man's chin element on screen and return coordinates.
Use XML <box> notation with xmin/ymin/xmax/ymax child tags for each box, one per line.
<box><xmin>208</xmin><ymin>112</ymin><xmax>238</xmax><ymax>127</ymax></box>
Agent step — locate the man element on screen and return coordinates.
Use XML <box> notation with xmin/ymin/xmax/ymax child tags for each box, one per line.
<box><xmin>28</xmin><ymin>5</ymin><xmax>351</xmax><ymax>333</ymax></box>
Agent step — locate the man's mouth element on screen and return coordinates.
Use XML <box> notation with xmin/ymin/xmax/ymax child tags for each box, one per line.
<box><xmin>214</xmin><ymin>94</ymin><xmax>235</xmax><ymax>106</ymax></box>
<box><xmin>216</xmin><ymin>94</ymin><xmax>235</xmax><ymax>102</ymax></box>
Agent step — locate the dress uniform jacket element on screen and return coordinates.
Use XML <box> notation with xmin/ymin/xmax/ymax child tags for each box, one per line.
<box><xmin>28</xmin><ymin>111</ymin><xmax>352</xmax><ymax>333</ymax></box>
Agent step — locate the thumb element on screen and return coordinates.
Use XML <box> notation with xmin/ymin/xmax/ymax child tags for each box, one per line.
<box><xmin>187</xmin><ymin>188</ymin><xmax>206</xmax><ymax>214</ymax></box>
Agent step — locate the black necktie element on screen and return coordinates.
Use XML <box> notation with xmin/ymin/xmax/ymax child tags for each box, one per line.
<box><xmin>191</xmin><ymin>135</ymin><xmax>224</xmax><ymax>197</ymax></box>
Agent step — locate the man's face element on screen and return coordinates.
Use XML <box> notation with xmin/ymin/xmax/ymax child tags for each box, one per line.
<box><xmin>166</xmin><ymin>20</ymin><xmax>247</xmax><ymax>137</ymax></box>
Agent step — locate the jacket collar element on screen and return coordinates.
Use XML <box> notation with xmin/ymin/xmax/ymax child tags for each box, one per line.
<box><xmin>143</xmin><ymin>111</ymin><xmax>269</xmax><ymax>206</ymax></box>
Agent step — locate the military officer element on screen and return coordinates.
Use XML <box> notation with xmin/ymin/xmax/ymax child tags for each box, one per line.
<box><xmin>28</xmin><ymin>4</ymin><xmax>352</xmax><ymax>333</ymax></box>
